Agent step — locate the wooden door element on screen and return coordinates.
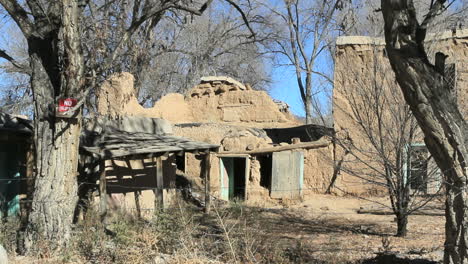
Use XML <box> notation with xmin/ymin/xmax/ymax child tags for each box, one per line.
<box><xmin>271</xmin><ymin>151</ymin><xmax>304</xmax><ymax>199</ymax></box>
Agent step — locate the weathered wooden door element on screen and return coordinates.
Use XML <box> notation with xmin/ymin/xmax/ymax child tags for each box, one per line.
<box><xmin>271</xmin><ymin>151</ymin><xmax>304</xmax><ymax>199</ymax></box>
<box><xmin>220</xmin><ymin>158</ymin><xmax>231</xmax><ymax>200</ymax></box>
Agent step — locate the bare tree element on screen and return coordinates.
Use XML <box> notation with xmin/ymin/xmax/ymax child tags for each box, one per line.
<box><xmin>136</xmin><ymin>1</ymin><xmax>272</xmax><ymax>104</ymax></box>
<box><xmin>262</xmin><ymin>0</ymin><xmax>346</xmax><ymax>125</ymax></box>
<box><xmin>380</xmin><ymin>0</ymin><xmax>467</xmax><ymax>262</ymax></box>
<box><xmin>334</xmin><ymin>44</ymin><xmax>442</xmax><ymax>236</ymax></box>
<box><xmin>1</xmin><ymin>1</ymin><xmax>268</xmax><ymax>110</ymax></box>
<box><xmin>0</xmin><ymin>0</ymin><xmax>256</xmax><ymax>252</ymax></box>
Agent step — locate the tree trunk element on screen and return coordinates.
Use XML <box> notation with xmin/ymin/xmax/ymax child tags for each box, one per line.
<box><xmin>304</xmin><ymin>96</ymin><xmax>313</xmax><ymax>124</ymax></box>
<box><xmin>21</xmin><ymin>0</ymin><xmax>84</xmax><ymax>252</ymax></box>
<box><xmin>381</xmin><ymin>1</ymin><xmax>468</xmax><ymax>262</ymax></box>
<box><xmin>24</xmin><ymin>118</ymin><xmax>81</xmax><ymax>252</ymax></box>
<box><xmin>385</xmin><ymin>43</ymin><xmax>468</xmax><ymax>264</ymax></box>
<box><xmin>396</xmin><ymin>212</ymin><xmax>408</xmax><ymax>237</ymax></box>
<box><xmin>21</xmin><ymin>51</ymin><xmax>82</xmax><ymax>252</ymax></box>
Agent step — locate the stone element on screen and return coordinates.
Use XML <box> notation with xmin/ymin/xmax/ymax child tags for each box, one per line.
<box><xmin>291</xmin><ymin>137</ymin><xmax>301</xmax><ymax>144</ymax></box>
<box><xmin>0</xmin><ymin>244</ymin><xmax>8</xmax><ymax>264</ymax></box>
<box><xmin>152</xmin><ymin>253</ymin><xmax>171</xmax><ymax>264</ymax></box>
<box><xmin>200</xmin><ymin>76</ymin><xmax>247</xmax><ymax>90</ymax></box>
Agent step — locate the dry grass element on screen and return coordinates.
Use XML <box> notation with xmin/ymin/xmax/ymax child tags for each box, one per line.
<box><xmin>4</xmin><ymin>195</ymin><xmax>444</xmax><ymax>264</ymax></box>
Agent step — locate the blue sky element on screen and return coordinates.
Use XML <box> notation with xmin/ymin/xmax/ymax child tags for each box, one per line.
<box><xmin>269</xmin><ymin>67</ymin><xmax>306</xmax><ymax>116</ymax></box>
<box><xmin>1</xmin><ymin>0</ymin><xmax>464</xmax><ymax>118</ymax></box>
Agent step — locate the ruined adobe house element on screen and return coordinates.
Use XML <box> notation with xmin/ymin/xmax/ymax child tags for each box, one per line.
<box><xmin>96</xmin><ymin>74</ymin><xmax>336</xmax><ymax>206</ymax></box>
<box><xmin>333</xmin><ymin>29</ymin><xmax>468</xmax><ymax>195</ymax></box>
<box><xmin>79</xmin><ymin>116</ymin><xmax>218</xmax><ymax>218</ymax></box>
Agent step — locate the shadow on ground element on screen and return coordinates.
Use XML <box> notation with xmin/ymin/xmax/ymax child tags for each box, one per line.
<box><xmin>362</xmin><ymin>253</ymin><xmax>438</xmax><ymax>264</ymax></box>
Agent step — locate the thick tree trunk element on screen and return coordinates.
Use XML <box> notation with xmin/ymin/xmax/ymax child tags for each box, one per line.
<box><xmin>21</xmin><ymin>0</ymin><xmax>84</xmax><ymax>252</ymax></box>
<box><xmin>396</xmin><ymin>212</ymin><xmax>408</xmax><ymax>237</ymax></box>
<box><xmin>21</xmin><ymin>51</ymin><xmax>82</xmax><ymax>252</ymax></box>
<box><xmin>24</xmin><ymin>118</ymin><xmax>81</xmax><ymax>251</ymax></box>
<box><xmin>381</xmin><ymin>1</ymin><xmax>468</xmax><ymax>263</ymax></box>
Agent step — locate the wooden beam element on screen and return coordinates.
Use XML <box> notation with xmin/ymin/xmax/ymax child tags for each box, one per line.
<box><xmin>216</xmin><ymin>153</ymin><xmax>250</xmax><ymax>158</ymax></box>
<box><xmin>220</xmin><ymin>140</ymin><xmax>331</xmax><ymax>155</ymax></box>
<box><xmin>155</xmin><ymin>156</ymin><xmax>164</xmax><ymax>212</ymax></box>
<box><xmin>204</xmin><ymin>152</ymin><xmax>211</xmax><ymax>213</ymax></box>
<box><xmin>99</xmin><ymin>160</ymin><xmax>107</xmax><ymax>222</ymax></box>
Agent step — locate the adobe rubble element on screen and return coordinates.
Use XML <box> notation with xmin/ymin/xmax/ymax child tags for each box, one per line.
<box><xmin>96</xmin><ymin>73</ymin><xmax>299</xmax><ymax>128</ymax></box>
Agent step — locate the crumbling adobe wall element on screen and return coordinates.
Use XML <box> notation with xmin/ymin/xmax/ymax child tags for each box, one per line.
<box><xmin>333</xmin><ymin>29</ymin><xmax>468</xmax><ymax>195</ymax></box>
<box><xmin>302</xmin><ymin>145</ymin><xmax>335</xmax><ymax>196</ymax></box>
<box><xmin>173</xmin><ymin>123</ymin><xmax>274</xmax><ymax>199</ymax></box>
<box><xmin>174</xmin><ymin>123</ymin><xmax>335</xmax><ymax>202</ymax></box>
<box><xmin>96</xmin><ymin>73</ymin><xmax>336</xmax><ymax>202</ymax></box>
<box><xmin>97</xmin><ymin>74</ymin><xmax>299</xmax><ymax>128</ymax></box>
<box><xmin>96</xmin><ymin>73</ymin><xmax>195</xmax><ymax>122</ymax></box>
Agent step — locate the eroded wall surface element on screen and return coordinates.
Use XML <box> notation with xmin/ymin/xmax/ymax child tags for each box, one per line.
<box><xmin>96</xmin><ymin>73</ymin><xmax>299</xmax><ymax>128</ymax></box>
<box><xmin>96</xmin><ymin>74</ymin><xmax>335</xmax><ymax>203</ymax></box>
<box><xmin>333</xmin><ymin>29</ymin><xmax>468</xmax><ymax>195</ymax></box>
<box><xmin>174</xmin><ymin>123</ymin><xmax>335</xmax><ymax>203</ymax></box>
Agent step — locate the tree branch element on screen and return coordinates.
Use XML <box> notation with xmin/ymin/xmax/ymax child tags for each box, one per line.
<box><xmin>223</xmin><ymin>0</ymin><xmax>256</xmax><ymax>39</ymax></box>
<box><xmin>0</xmin><ymin>0</ymin><xmax>34</xmax><ymax>37</ymax></box>
<box><xmin>0</xmin><ymin>49</ymin><xmax>28</xmax><ymax>72</ymax></box>
<box><xmin>172</xmin><ymin>0</ymin><xmax>214</xmax><ymax>15</ymax></box>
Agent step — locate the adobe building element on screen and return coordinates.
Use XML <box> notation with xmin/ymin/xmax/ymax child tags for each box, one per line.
<box><xmin>333</xmin><ymin>29</ymin><xmax>468</xmax><ymax>195</ymax></box>
<box><xmin>95</xmin><ymin>73</ymin><xmax>336</xmax><ymax>207</ymax></box>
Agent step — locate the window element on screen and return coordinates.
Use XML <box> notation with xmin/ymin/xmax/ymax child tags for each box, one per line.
<box><xmin>405</xmin><ymin>144</ymin><xmax>442</xmax><ymax>194</ymax></box>
<box><xmin>408</xmin><ymin>145</ymin><xmax>429</xmax><ymax>192</ymax></box>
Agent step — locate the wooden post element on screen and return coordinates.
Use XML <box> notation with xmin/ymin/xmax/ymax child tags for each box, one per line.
<box><xmin>99</xmin><ymin>159</ymin><xmax>107</xmax><ymax>221</ymax></box>
<box><xmin>204</xmin><ymin>151</ymin><xmax>211</xmax><ymax>213</ymax></box>
<box><xmin>134</xmin><ymin>191</ymin><xmax>142</xmax><ymax>219</ymax></box>
<box><xmin>155</xmin><ymin>156</ymin><xmax>164</xmax><ymax>212</ymax></box>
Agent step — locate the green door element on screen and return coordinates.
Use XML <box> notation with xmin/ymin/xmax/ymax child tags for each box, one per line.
<box><xmin>220</xmin><ymin>157</ymin><xmax>247</xmax><ymax>201</ymax></box>
<box><xmin>220</xmin><ymin>158</ymin><xmax>234</xmax><ymax>200</ymax></box>
<box><xmin>0</xmin><ymin>143</ymin><xmax>21</xmax><ymax>217</ymax></box>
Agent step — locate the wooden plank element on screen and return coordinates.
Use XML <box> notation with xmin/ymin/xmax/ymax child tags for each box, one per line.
<box><xmin>219</xmin><ymin>140</ymin><xmax>330</xmax><ymax>155</ymax></box>
<box><xmin>270</xmin><ymin>151</ymin><xmax>304</xmax><ymax>199</ymax></box>
<box><xmin>216</xmin><ymin>153</ymin><xmax>250</xmax><ymax>158</ymax></box>
<box><xmin>99</xmin><ymin>160</ymin><xmax>107</xmax><ymax>222</ymax></box>
<box><xmin>219</xmin><ymin>158</ymin><xmax>229</xmax><ymax>200</ymax></box>
<box><xmin>204</xmin><ymin>152</ymin><xmax>211</xmax><ymax>213</ymax></box>
<box><xmin>155</xmin><ymin>156</ymin><xmax>164</xmax><ymax>212</ymax></box>
<box><xmin>271</xmin><ymin>151</ymin><xmax>290</xmax><ymax>198</ymax></box>
<box><xmin>291</xmin><ymin>151</ymin><xmax>303</xmax><ymax>199</ymax></box>
<box><xmin>244</xmin><ymin>157</ymin><xmax>250</xmax><ymax>200</ymax></box>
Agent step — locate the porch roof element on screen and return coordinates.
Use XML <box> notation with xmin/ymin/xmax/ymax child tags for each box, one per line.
<box><xmin>81</xmin><ymin>116</ymin><xmax>219</xmax><ymax>159</ymax></box>
<box><xmin>0</xmin><ymin>112</ymin><xmax>32</xmax><ymax>135</ymax></box>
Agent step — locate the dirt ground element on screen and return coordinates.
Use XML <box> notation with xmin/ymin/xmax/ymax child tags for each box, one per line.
<box><xmin>9</xmin><ymin>194</ymin><xmax>445</xmax><ymax>263</ymax></box>
<box><xmin>238</xmin><ymin>194</ymin><xmax>445</xmax><ymax>263</ymax></box>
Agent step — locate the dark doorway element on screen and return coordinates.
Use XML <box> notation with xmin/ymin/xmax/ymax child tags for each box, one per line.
<box><xmin>0</xmin><ymin>141</ymin><xmax>25</xmax><ymax>217</ymax></box>
<box><xmin>257</xmin><ymin>154</ymin><xmax>272</xmax><ymax>189</ymax></box>
<box><xmin>220</xmin><ymin>157</ymin><xmax>246</xmax><ymax>200</ymax></box>
<box><xmin>175</xmin><ymin>153</ymin><xmax>185</xmax><ymax>172</ymax></box>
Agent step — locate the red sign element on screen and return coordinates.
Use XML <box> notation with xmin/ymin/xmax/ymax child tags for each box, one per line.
<box><xmin>58</xmin><ymin>98</ymin><xmax>77</xmax><ymax>112</ymax></box>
